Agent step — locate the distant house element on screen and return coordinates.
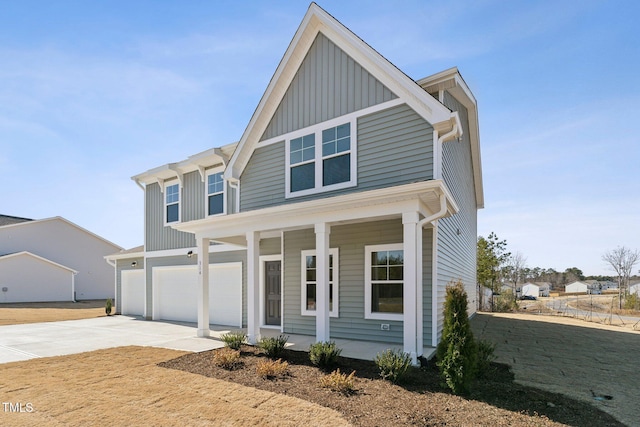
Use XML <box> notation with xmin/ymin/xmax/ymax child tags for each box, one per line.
<box><xmin>535</xmin><ymin>282</ymin><xmax>551</xmax><ymax>297</ymax></box>
<box><xmin>521</xmin><ymin>283</ymin><xmax>540</xmax><ymax>298</ymax></box>
<box><xmin>0</xmin><ymin>215</ymin><xmax>122</xmax><ymax>303</ymax></box>
<box><xmin>629</xmin><ymin>283</ymin><xmax>640</xmax><ymax>295</ymax></box>
<box><xmin>565</xmin><ymin>281</ymin><xmax>589</xmax><ymax>294</ymax></box>
<box><xmin>599</xmin><ymin>281</ymin><xmax>618</xmax><ymax>291</ymax></box>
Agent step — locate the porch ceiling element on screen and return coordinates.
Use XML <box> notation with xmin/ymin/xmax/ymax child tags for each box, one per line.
<box><xmin>172</xmin><ymin>180</ymin><xmax>458</xmax><ymax>243</ymax></box>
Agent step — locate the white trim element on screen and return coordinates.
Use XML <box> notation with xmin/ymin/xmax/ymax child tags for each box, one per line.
<box><xmin>163</xmin><ymin>180</ymin><xmax>181</xmax><ymax>226</ymax></box>
<box><xmin>143</xmin><ymin>243</ymin><xmax>246</xmax><ymax>259</ymax></box>
<box><xmin>431</xmin><ymin>221</ymin><xmax>439</xmax><ymax>347</ymax></box>
<box><xmin>300</xmin><ymin>248</ymin><xmax>339</xmax><ymax>318</ymax></box>
<box><xmin>259</xmin><ymin>254</ymin><xmax>283</xmax><ymax>329</ymax></box>
<box><xmin>364</xmin><ymin>243</ymin><xmax>404</xmax><ymax>321</ymax></box>
<box><xmin>0</xmin><ymin>251</ymin><xmax>78</xmax><ymax>274</ymax></box>
<box><xmin>205</xmin><ymin>166</ymin><xmax>226</xmax><ymax>217</ymax></box>
<box><xmin>284</xmin><ymin>117</ymin><xmax>358</xmax><ymax>199</ymax></box>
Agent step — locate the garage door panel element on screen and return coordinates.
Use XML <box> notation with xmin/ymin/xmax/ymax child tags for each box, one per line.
<box><xmin>121</xmin><ymin>270</ymin><xmax>145</xmax><ymax>316</ymax></box>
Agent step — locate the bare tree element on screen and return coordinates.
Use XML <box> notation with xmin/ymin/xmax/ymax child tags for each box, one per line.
<box><xmin>503</xmin><ymin>251</ymin><xmax>527</xmax><ymax>300</ymax></box>
<box><xmin>602</xmin><ymin>246</ymin><xmax>640</xmax><ymax>309</ymax></box>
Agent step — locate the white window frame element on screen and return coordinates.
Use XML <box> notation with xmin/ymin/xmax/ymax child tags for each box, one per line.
<box><xmin>301</xmin><ymin>248</ymin><xmax>339</xmax><ymax>318</ymax></box>
<box><xmin>164</xmin><ymin>180</ymin><xmax>181</xmax><ymax>226</ymax></box>
<box><xmin>284</xmin><ymin>116</ymin><xmax>357</xmax><ymax>199</ymax></box>
<box><xmin>364</xmin><ymin>243</ymin><xmax>404</xmax><ymax>321</ymax></box>
<box><xmin>205</xmin><ymin>167</ymin><xmax>226</xmax><ymax>217</ymax></box>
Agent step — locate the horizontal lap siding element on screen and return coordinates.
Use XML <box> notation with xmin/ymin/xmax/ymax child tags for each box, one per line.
<box><xmin>436</xmin><ymin>91</ymin><xmax>478</xmax><ymax>341</ymax></box>
<box><xmin>261</xmin><ymin>32</ymin><xmax>396</xmax><ymax>141</ymax></box>
<box><xmin>422</xmin><ymin>227</ymin><xmax>433</xmax><ymax>346</ymax></box>
<box><xmin>146</xmin><ymin>171</ymin><xmax>204</xmax><ymax>251</ymax></box>
<box><xmin>241</xmin><ymin>103</ymin><xmax>434</xmax><ymax>211</ymax></box>
<box><xmin>283</xmin><ymin>219</ymin><xmax>406</xmax><ymax>344</ymax></box>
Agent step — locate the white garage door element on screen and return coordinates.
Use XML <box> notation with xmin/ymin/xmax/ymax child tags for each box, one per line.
<box><xmin>121</xmin><ymin>270</ymin><xmax>145</xmax><ymax>316</ymax></box>
<box><xmin>153</xmin><ymin>263</ymin><xmax>242</xmax><ymax>327</ymax></box>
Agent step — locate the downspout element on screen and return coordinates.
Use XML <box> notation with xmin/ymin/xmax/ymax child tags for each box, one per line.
<box><xmin>228</xmin><ymin>178</ymin><xmax>240</xmax><ymax>214</ymax></box>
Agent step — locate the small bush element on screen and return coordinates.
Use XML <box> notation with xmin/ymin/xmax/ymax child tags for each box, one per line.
<box><xmin>476</xmin><ymin>339</ymin><xmax>496</xmax><ymax>377</ymax></box>
<box><xmin>319</xmin><ymin>369</ymin><xmax>356</xmax><ymax>394</ymax></box>
<box><xmin>374</xmin><ymin>349</ymin><xmax>412</xmax><ymax>383</ymax></box>
<box><xmin>436</xmin><ymin>280</ymin><xmax>477</xmax><ymax>395</ymax></box>
<box><xmin>256</xmin><ymin>358</ymin><xmax>289</xmax><ymax>379</ymax></box>
<box><xmin>212</xmin><ymin>347</ymin><xmax>243</xmax><ymax>370</ymax></box>
<box><xmin>624</xmin><ymin>293</ymin><xmax>639</xmax><ymax>310</ymax></box>
<box><xmin>493</xmin><ymin>292</ymin><xmax>517</xmax><ymax>312</ymax></box>
<box><xmin>258</xmin><ymin>335</ymin><xmax>289</xmax><ymax>358</ymax></box>
<box><xmin>105</xmin><ymin>298</ymin><xmax>113</xmax><ymax>316</ymax></box>
<box><xmin>220</xmin><ymin>331</ymin><xmax>247</xmax><ymax>350</ymax></box>
<box><xmin>309</xmin><ymin>341</ymin><xmax>342</xmax><ymax>369</ymax></box>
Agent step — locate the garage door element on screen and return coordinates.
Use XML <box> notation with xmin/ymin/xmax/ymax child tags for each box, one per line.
<box><xmin>121</xmin><ymin>270</ymin><xmax>145</xmax><ymax>316</ymax></box>
<box><xmin>152</xmin><ymin>263</ymin><xmax>242</xmax><ymax>327</ymax></box>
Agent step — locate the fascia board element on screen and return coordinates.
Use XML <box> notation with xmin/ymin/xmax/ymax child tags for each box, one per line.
<box><xmin>0</xmin><ymin>251</ymin><xmax>78</xmax><ymax>274</ymax></box>
<box><xmin>173</xmin><ymin>180</ymin><xmax>457</xmax><ymax>239</ymax></box>
<box><xmin>225</xmin><ymin>3</ymin><xmax>453</xmax><ymax>181</ymax></box>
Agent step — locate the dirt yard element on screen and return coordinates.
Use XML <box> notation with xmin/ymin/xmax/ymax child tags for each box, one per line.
<box><xmin>0</xmin><ymin>300</ymin><xmax>107</xmax><ymax>326</ymax></box>
<box><xmin>0</xmin><ymin>346</ymin><xmax>349</xmax><ymax>426</ymax></box>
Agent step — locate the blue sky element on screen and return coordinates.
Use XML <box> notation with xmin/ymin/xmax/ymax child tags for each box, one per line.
<box><xmin>1</xmin><ymin>1</ymin><xmax>638</xmax><ymax>276</ymax></box>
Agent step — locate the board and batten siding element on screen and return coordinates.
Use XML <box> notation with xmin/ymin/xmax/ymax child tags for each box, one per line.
<box><xmin>435</xmin><ymin>91</ymin><xmax>478</xmax><ymax>341</ymax></box>
<box><xmin>115</xmin><ymin>256</ymin><xmax>144</xmax><ymax>314</ymax></box>
<box><xmin>146</xmin><ymin>171</ymin><xmax>203</xmax><ymax>251</ymax></box>
<box><xmin>282</xmin><ymin>219</ymin><xmax>436</xmax><ymax>344</ymax></box>
<box><xmin>144</xmin><ymin>251</ymin><xmax>247</xmax><ymax>325</ymax></box>
<box><xmin>241</xmin><ymin>103</ymin><xmax>434</xmax><ymax>211</ymax></box>
<box><xmin>261</xmin><ymin>32</ymin><xmax>397</xmax><ymax>141</ymax></box>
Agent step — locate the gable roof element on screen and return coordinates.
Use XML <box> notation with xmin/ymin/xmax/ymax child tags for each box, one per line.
<box><xmin>225</xmin><ymin>2</ymin><xmax>458</xmax><ymax>181</ymax></box>
<box><xmin>0</xmin><ymin>251</ymin><xmax>78</xmax><ymax>274</ymax></box>
<box><xmin>0</xmin><ymin>215</ymin><xmax>33</xmax><ymax>227</ymax></box>
<box><xmin>0</xmin><ymin>216</ymin><xmax>123</xmax><ymax>251</ymax></box>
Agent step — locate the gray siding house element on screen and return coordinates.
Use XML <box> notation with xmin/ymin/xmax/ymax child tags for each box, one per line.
<box><xmin>108</xmin><ymin>3</ymin><xmax>483</xmax><ymax>363</ymax></box>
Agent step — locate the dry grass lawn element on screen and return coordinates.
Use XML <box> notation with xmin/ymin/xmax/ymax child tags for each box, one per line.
<box><xmin>0</xmin><ymin>300</ymin><xmax>107</xmax><ymax>326</ymax></box>
<box><xmin>0</xmin><ymin>346</ymin><xmax>349</xmax><ymax>427</ymax></box>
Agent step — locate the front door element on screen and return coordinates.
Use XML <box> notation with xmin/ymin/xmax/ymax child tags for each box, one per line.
<box><xmin>265</xmin><ymin>261</ymin><xmax>281</xmax><ymax>326</ymax></box>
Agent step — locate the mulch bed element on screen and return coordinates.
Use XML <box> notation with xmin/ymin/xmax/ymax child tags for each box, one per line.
<box><xmin>159</xmin><ymin>346</ymin><xmax>624</xmax><ymax>427</ymax></box>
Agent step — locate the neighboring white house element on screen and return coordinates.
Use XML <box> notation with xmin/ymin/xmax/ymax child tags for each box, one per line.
<box><xmin>535</xmin><ymin>282</ymin><xmax>551</xmax><ymax>297</ymax></box>
<box><xmin>0</xmin><ymin>215</ymin><xmax>122</xmax><ymax>302</ymax></box>
<box><xmin>565</xmin><ymin>281</ymin><xmax>589</xmax><ymax>294</ymax></box>
<box><xmin>629</xmin><ymin>283</ymin><xmax>640</xmax><ymax>295</ymax></box>
<box><xmin>521</xmin><ymin>283</ymin><xmax>540</xmax><ymax>298</ymax></box>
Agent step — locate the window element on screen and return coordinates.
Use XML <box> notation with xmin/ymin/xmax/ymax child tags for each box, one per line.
<box><xmin>285</xmin><ymin>119</ymin><xmax>356</xmax><ymax>198</ymax></box>
<box><xmin>207</xmin><ymin>171</ymin><xmax>225</xmax><ymax>216</ymax></box>
<box><xmin>365</xmin><ymin>244</ymin><xmax>403</xmax><ymax>320</ymax></box>
<box><xmin>164</xmin><ymin>182</ymin><xmax>180</xmax><ymax>224</ymax></box>
<box><xmin>301</xmin><ymin>248</ymin><xmax>339</xmax><ymax>317</ymax></box>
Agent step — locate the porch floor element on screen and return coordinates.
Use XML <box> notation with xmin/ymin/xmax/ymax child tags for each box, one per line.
<box><xmin>207</xmin><ymin>324</ymin><xmax>436</xmax><ymax>361</ymax></box>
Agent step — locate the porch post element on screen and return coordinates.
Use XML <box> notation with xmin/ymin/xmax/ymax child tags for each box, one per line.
<box><xmin>246</xmin><ymin>231</ymin><xmax>261</xmax><ymax>344</ymax></box>
<box><xmin>315</xmin><ymin>223</ymin><xmax>330</xmax><ymax>342</ymax></box>
<box><xmin>196</xmin><ymin>236</ymin><xmax>210</xmax><ymax>337</ymax></box>
<box><xmin>402</xmin><ymin>212</ymin><xmax>419</xmax><ymax>365</ymax></box>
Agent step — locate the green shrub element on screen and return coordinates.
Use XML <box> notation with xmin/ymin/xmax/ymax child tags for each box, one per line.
<box><xmin>212</xmin><ymin>347</ymin><xmax>243</xmax><ymax>370</ymax></box>
<box><xmin>319</xmin><ymin>369</ymin><xmax>356</xmax><ymax>394</ymax></box>
<box><xmin>258</xmin><ymin>335</ymin><xmax>289</xmax><ymax>358</ymax></box>
<box><xmin>105</xmin><ymin>298</ymin><xmax>113</xmax><ymax>316</ymax></box>
<box><xmin>309</xmin><ymin>341</ymin><xmax>342</xmax><ymax>369</ymax></box>
<box><xmin>220</xmin><ymin>331</ymin><xmax>247</xmax><ymax>350</ymax></box>
<box><xmin>493</xmin><ymin>292</ymin><xmax>518</xmax><ymax>312</ymax></box>
<box><xmin>374</xmin><ymin>349</ymin><xmax>412</xmax><ymax>383</ymax></box>
<box><xmin>475</xmin><ymin>339</ymin><xmax>496</xmax><ymax>377</ymax></box>
<box><xmin>436</xmin><ymin>280</ymin><xmax>477</xmax><ymax>395</ymax></box>
<box><xmin>624</xmin><ymin>293</ymin><xmax>639</xmax><ymax>310</ymax></box>
<box><xmin>256</xmin><ymin>358</ymin><xmax>289</xmax><ymax>379</ymax></box>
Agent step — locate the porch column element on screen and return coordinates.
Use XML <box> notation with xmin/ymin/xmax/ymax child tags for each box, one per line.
<box><xmin>315</xmin><ymin>223</ymin><xmax>330</xmax><ymax>342</ymax></box>
<box><xmin>246</xmin><ymin>231</ymin><xmax>261</xmax><ymax>344</ymax></box>
<box><xmin>196</xmin><ymin>236</ymin><xmax>210</xmax><ymax>337</ymax></box>
<box><xmin>402</xmin><ymin>212</ymin><xmax>419</xmax><ymax>365</ymax></box>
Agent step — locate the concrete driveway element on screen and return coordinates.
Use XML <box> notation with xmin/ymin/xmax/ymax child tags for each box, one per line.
<box><xmin>471</xmin><ymin>312</ymin><xmax>640</xmax><ymax>427</ymax></box>
<box><xmin>0</xmin><ymin>315</ymin><xmax>223</xmax><ymax>364</ymax></box>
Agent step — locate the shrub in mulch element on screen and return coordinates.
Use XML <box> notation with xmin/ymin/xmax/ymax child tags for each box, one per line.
<box><xmin>212</xmin><ymin>347</ymin><xmax>243</xmax><ymax>370</ymax></box>
<box><xmin>256</xmin><ymin>358</ymin><xmax>289</xmax><ymax>379</ymax></box>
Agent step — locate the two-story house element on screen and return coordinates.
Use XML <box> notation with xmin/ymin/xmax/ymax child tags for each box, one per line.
<box><xmin>107</xmin><ymin>3</ymin><xmax>483</xmax><ymax>363</ymax></box>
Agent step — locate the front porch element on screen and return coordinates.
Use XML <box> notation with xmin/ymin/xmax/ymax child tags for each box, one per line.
<box><xmin>207</xmin><ymin>324</ymin><xmax>437</xmax><ymax>361</ymax></box>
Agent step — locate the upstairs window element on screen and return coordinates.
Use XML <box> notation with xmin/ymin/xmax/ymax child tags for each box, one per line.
<box><xmin>207</xmin><ymin>171</ymin><xmax>225</xmax><ymax>216</ymax></box>
<box><xmin>285</xmin><ymin>119</ymin><xmax>356</xmax><ymax>198</ymax></box>
<box><xmin>165</xmin><ymin>182</ymin><xmax>180</xmax><ymax>224</ymax></box>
